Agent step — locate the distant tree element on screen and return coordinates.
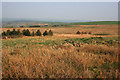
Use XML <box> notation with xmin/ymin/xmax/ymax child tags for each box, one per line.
<box><xmin>12</xmin><ymin>29</ymin><xmax>16</xmax><ymax>35</ymax></box>
<box><xmin>48</xmin><ymin>30</ymin><xmax>53</xmax><ymax>36</ymax></box>
<box><xmin>32</xmin><ymin>31</ymin><xmax>35</xmax><ymax>36</ymax></box>
<box><xmin>2</xmin><ymin>31</ymin><xmax>7</xmax><ymax>36</ymax></box>
<box><xmin>88</xmin><ymin>32</ymin><xmax>91</xmax><ymax>34</ymax></box>
<box><xmin>20</xmin><ymin>26</ymin><xmax>24</xmax><ymax>28</ymax></box>
<box><xmin>22</xmin><ymin>29</ymin><xmax>31</xmax><ymax>36</ymax></box>
<box><xmin>76</xmin><ymin>31</ymin><xmax>80</xmax><ymax>34</ymax></box>
<box><xmin>22</xmin><ymin>29</ymin><xmax>26</xmax><ymax>35</ymax></box>
<box><xmin>81</xmin><ymin>32</ymin><xmax>84</xmax><ymax>34</ymax></box>
<box><xmin>43</xmin><ymin>30</ymin><xmax>48</xmax><ymax>36</ymax></box>
<box><xmin>16</xmin><ymin>29</ymin><xmax>22</xmax><ymax>35</ymax></box>
<box><xmin>26</xmin><ymin>29</ymin><xmax>31</xmax><ymax>36</ymax></box>
<box><xmin>6</xmin><ymin>30</ymin><xmax>11</xmax><ymax>36</ymax></box>
<box><xmin>84</xmin><ymin>32</ymin><xmax>87</xmax><ymax>34</ymax></box>
<box><xmin>36</xmin><ymin>30</ymin><xmax>41</xmax><ymax>36</ymax></box>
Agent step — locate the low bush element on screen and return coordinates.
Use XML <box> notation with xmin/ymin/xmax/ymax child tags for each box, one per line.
<box><xmin>36</xmin><ymin>30</ymin><xmax>41</xmax><ymax>36</ymax></box>
<box><xmin>48</xmin><ymin>30</ymin><xmax>53</xmax><ymax>36</ymax></box>
<box><xmin>76</xmin><ymin>31</ymin><xmax>80</xmax><ymax>34</ymax></box>
<box><xmin>32</xmin><ymin>31</ymin><xmax>35</xmax><ymax>36</ymax></box>
<box><xmin>43</xmin><ymin>30</ymin><xmax>48</xmax><ymax>36</ymax></box>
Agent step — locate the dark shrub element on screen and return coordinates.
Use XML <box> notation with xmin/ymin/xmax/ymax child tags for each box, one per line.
<box><xmin>12</xmin><ymin>29</ymin><xmax>17</xmax><ymax>35</ymax></box>
<box><xmin>82</xmin><ymin>32</ymin><xmax>86</xmax><ymax>34</ymax></box>
<box><xmin>26</xmin><ymin>29</ymin><xmax>31</xmax><ymax>36</ymax></box>
<box><xmin>22</xmin><ymin>29</ymin><xmax>26</xmax><ymax>35</ymax></box>
<box><xmin>20</xmin><ymin>26</ymin><xmax>24</xmax><ymax>28</ymax></box>
<box><xmin>88</xmin><ymin>32</ymin><xmax>91</xmax><ymax>34</ymax></box>
<box><xmin>48</xmin><ymin>30</ymin><xmax>53</xmax><ymax>36</ymax></box>
<box><xmin>22</xmin><ymin>29</ymin><xmax>31</xmax><ymax>36</ymax></box>
<box><xmin>6</xmin><ymin>30</ymin><xmax>11</xmax><ymax>36</ymax></box>
<box><xmin>16</xmin><ymin>29</ymin><xmax>22</xmax><ymax>35</ymax></box>
<box><xmin>36</xmin><ymin>30</ymin><xmax>41</xmax><ymax>36</ymax></box>
<box><xmin>76</xmin><ymin>31</ymin><xmax>80</xmax><ymax>34</ymax></box>
<box><xmin>2</xmin><ymin>31</ymin><xmax>7</xmax><ymax>36</ymax></box>
<box><xmin>32</xmin><ymin>31</ymin><xmax>35</xmax><ymax>36</ymax></box>
<box><xmin>84</xmin><ymin>32</ymin><xmax>87</xmax><ymax>34</ymax></box>
<box><xmin>43</xmin><ymin>30</ymin><xmax>48</xmax><ymax>36</ymax></box>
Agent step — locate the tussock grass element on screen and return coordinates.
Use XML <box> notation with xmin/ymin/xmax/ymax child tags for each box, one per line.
<box><xmin>2</xmin><ymin>37</ymin><xmax>120</xmax><ymax>78</ymax></box>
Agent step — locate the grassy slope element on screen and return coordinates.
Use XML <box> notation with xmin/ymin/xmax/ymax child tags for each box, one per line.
<box><xmin>38</xmin><ymin>21</ymin><xmax>119</xmax><ymax>25</ymax></box>
<box><xmin>68</xmin><ymin>21</ymin><xmax>119</xmax><ymax>25</ymax></box>
<box><xmin>3</xmin><ymin>21</ymin><xmax>119</xmax><ymax>28</ymax></box>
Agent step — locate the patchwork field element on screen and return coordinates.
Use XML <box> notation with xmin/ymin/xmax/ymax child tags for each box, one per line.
<box><xmin>2</xmin><ymin>24</ymin><xmax>120</xmax><ymax>78</ymax></box>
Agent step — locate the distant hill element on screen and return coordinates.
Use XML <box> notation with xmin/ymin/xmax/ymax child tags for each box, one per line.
<box><xmin>68</xmin><ymin>21</ymin><xmax>119</xmax><ymax>25</ymax></box>
<box><xmin>2</xmin><ymin>20</ymin><xmax>119</xmax><ymax>28</ymax></box>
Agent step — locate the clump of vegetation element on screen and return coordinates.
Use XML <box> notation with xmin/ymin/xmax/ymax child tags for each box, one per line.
<box><xmin>16</xmin><ymin>29</ymin><xmax>22</xmax><ymax>35</ymax></box>
<box><xmin>81</xmin><ymin>32</ymin><xmax>87</xmax><ymax>34</ymax></box>
<box><xmin>2</xmin><ymin>31</ymin><xmax>7</xmax><ymax>36</ymax></box>
<box><xmin>11</xmin><ymin>29</ymin><xmax>17</xmax><ymax>35</ymax></box>
<box><xmin>48</xmin><ymin>30</ymin><xmax>53</xmax><ymax>36</ymax></box>
<box><xmin>88</xmin><ymin>32</ymin><xmax>92</xmax><ymax>34</ymax></box>
<box><xmin>32</xmin><ymin>31</ymin><xmax>35</xmax><ymax>36</ymax></box>
<box><xmin>6</xmin><ymin>30</ymin><xmax>11</xmax><ymax>36</ymax></box>
<box><xmin>76</xmin><ymin>31</ymin><xmax>92</xmax><ymax>34</ymax></box>
<box><xmin>2</xmin><ymin>29</ymin><xmax>54</xmax><ymax>39</ymax></box>
<box><xmin>23</xmin><ymin>29</ymin><xmax>31</xmax><ymax>36</ymax></box>
<box><xmin>76</xmin><ymin>31</ymin><xmax>80</xmax><ymax>34</ymax></box>
<box><xmin>43</xmin><ymin>30</ymin><xmax>48</xmax><ymax>36</ymax></box>
<box><xmin>2</xmin><ymin>29</ymin><xmax>22</xmax><ymax>38</ymax></box>
<box><xmin>36</xmin><ymin>30</ymin><xmax>41</xmax><ymax>36</ymax></box>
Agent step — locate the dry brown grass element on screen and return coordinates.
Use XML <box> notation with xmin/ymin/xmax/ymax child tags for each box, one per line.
<box><xmin>2</xmin><ymin>36</ymin><xmax>120</xmax><ymax>78</ymax></box>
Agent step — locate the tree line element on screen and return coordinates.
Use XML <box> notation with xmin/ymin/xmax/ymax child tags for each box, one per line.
<box><xmin>2</xmin><ymin>29</ymin><xmax>53</xmax><ymax>38</ymax></box>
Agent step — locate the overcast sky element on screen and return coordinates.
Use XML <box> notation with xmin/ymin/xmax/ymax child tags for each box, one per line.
<box><xmin>2</xmin><ymin>2</ymin><xmax>118</xmax><ymax>22</ymax></box>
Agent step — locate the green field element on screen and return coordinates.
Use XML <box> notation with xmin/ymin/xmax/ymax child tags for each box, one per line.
<box><xmin>68</xmin><ymin>21</ymin><xmax>119</xmax><ymax>25</ymax></box>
